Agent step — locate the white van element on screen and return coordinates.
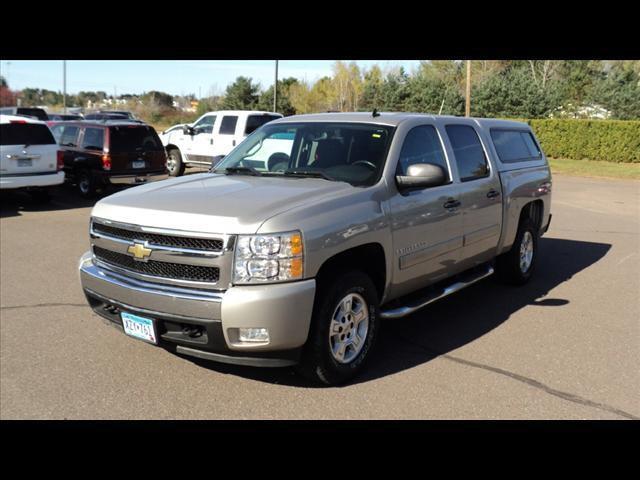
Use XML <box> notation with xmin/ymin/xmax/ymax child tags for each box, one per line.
<box><xmin>160</xmin><ymin>110</ymin><xmax>283</xmax><ymax>176</ymax></box>
<box><xmin>0</xmin><ymin>115</ymin><xmax>65</xmax><ymax>201</ymax></box>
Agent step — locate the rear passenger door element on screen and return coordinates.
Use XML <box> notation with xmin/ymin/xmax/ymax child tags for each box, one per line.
<box><xmin>213</xmin><ymin>115</ymin><xmax>239</xmax><ymax>157</ymax></box>
<box><xmin>388</xmin><ymin>124</ymin><xmax>465</xmax><ymax>296</ymax></box>
<box><xmin>444</xmin><ymin>124</ymin><xmax>502</xmax><ymax>268</ymax></box>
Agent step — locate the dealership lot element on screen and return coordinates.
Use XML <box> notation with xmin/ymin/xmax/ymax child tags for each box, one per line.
<box><xmin>1</xmin><ymin>175</ymin><xmax>638</xmax><ymax>419</ymax></box>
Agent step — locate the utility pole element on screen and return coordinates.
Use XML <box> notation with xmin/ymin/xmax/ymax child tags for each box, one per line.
<box><xmin>63</xmin><ymin>61</ymin><xmax>67</xmax><ymax>113</ymax></box>
<box><xmin>465</xmin><ymin>60</ymin><xmax>471</xmax><ymax>117</ymax></box>
<box><xmin>273</xmin><ymin>60</ymin><xmax>278</xmax><ymax>113</ymax></box>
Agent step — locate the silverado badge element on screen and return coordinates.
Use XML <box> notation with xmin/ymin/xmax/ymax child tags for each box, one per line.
<box><xmin>127</xmin><ymin>243</ymin><xmax>152</xmax><ymax>261</ymax></box>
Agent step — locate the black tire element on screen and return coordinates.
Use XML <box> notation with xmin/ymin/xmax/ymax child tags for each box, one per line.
<box><xmin>297</xmin><ymin>270</ymin><xmax>380</xmax><ymax>386</ymax></box>
<box><xmin>28</xmin><ymin>189</ymin><xmax>51</xmax><ymax>203</ymax></box>
<box><xmin>167</xmin><ymin>148</ymin><xmax>185</xmax><ymax>177</ymax></box>
<box><xmin>77</xmin><ymin>169</ymin><xmax>98</xmax><ymax>198</ymax></box>
<box><xmin>495</xmin><ymin>217</ymin><xmax>539</xmax><ymax>286</ymax></box>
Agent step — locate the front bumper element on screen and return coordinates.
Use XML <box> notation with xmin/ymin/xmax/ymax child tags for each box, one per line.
<box><xmin>0</xmin><ymin>171</ymin><xmax>65</xmax><ymax>189</ymax></box>
<box><xmin>79</xmin><ymin>252</ymin><xmax>315</xmax><ymax>367</ymax></box>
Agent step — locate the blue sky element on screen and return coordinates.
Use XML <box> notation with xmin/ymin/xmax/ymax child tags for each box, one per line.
<box><xmin>1</xmin><ymin>60</ymin><xmax>423</xmax><ymax>97</ymax></box>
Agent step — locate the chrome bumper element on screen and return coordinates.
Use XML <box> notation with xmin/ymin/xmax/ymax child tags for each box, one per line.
<box><xmin>78</xmin><ymin>251</ymin><xmax>315</xmax><ymax>351</ymax></box>
<box><xmin>108</xmin><ymin>173</ymin><xmax>168</xmax><ymax>185</ymax></box>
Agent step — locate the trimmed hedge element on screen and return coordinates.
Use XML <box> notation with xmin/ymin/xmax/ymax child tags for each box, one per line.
<box><xmin>521</xmin><ymin>119</ymin><xmax>640</xmax><ymax>163</ymax></box>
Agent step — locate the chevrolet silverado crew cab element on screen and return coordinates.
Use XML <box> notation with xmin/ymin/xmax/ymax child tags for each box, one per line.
<box><xmin>160</xmin><ymin>110</ymin><xmax>282</xmax><ymax>176</ymax></box>
<box><xmin>0</xmin><ymin>114</ymin><xmax>65</xmax><ymax>201</ymax></box>
<box><xmin>79</xmin><ymin>112</ymin><xmax>552</xmax><ymax>385</ymax></box>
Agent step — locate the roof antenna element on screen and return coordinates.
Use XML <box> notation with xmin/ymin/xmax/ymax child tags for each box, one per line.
<box><xmin>372</xmin><ymin>108</ymin><xmax>380</xmax><ymax>118</ymax></box>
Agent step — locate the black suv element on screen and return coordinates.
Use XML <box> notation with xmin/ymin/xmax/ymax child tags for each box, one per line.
<box><xmin>50</xmin><ymin>120</ymin><xmax>168</xmax><ymax>197</ymax></box>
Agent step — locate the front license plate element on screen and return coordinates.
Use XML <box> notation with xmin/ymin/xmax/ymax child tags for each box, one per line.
<box><xmin>17</xmin><ymin>158</ymin><xmax>32</xmax><ymax>167</ymax></box>
<box><xmin>132</xmin><ymin>160</ymin><xmax>145</xmax><ymax>168</ymax></box>
<box><xmin>121</xmin><ymin>311</ymin><xmax>157</xmax><ymax>344</ymax></box>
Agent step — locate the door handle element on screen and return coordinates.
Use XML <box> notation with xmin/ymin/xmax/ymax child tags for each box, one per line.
<box><xmin>232</xmin><ymin>140</ymin><xmax>236</xmax><ymax>146</ymax></box>
<box><xmin>487</xmin><ymin>189</ymin><xmax>501</xmax><ymax>199</ymax></box>
<box><xmin>210</xmin><ymin>139</ymin><xmax>214</xmax><ymax>145</ymax></box>
<box><xmin>443</xmin><ymin>199</ymin><xmax>461</xmax><ymax>209</ymax></box>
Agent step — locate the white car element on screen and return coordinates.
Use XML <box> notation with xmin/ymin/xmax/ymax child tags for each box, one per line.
<box><xmin>0</xmin><ymin>115</ymin><xmax>65</xmax><ymax>201</ymax></box>
<box><xmin>160</xmin><ymin>110</ymin><xmax>282</xmax><ymax>176</ymax></box>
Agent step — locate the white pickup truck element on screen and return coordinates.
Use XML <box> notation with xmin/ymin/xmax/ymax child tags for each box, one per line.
<box><xmin>160</xmin><ymin>110</ymin><xmax>282</xmax><ymax>176</ymax></box>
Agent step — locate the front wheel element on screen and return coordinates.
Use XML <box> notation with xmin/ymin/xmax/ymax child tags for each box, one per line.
<box><xmin>495</xmin><ymin>218</ymin><xmax>538</xmax><ymax>285</ymax></box>
<box><xmin>166</xmin><ymin>148</ymin><xmax>185</xmax><ymax>177</ymax></box>
<box><xmin>297</xmin><ymin>271</ymin><xmax>380</xmax><ymax>385</ymax></box>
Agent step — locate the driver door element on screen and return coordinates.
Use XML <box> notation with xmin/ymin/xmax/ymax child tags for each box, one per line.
<box><xmin>186</xmin><ymin>114</ymin><xmax>216</xmax><ymax>164</ymax></box>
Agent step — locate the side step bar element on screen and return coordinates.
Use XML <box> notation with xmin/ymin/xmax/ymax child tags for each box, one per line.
<box><xmin>380</xmin><ymin>266</ymin><xmax>494</xmax><ymax>319</ymax></box>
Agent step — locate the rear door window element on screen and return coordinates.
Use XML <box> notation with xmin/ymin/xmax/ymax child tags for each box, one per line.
<box><xmin>490</xmin><ymin>129</ymin><xmax>542</xmax><ymax>163</ymax></box>
<box><xmin>81</xmin><ymin>127</ymin><xmax>105</xmax><ymax>151</ymax></box>
<box><xmin>0</xmin><ymin>122</ymin><xmax>56</xmax><ymax>145</ymax></box>
<box><xmin>60</xmin><ymin>126</ymin><xmax>80</xmax><ymax>147</ymax></box>
<box><xmin>109</xmin><ymin>126</ymin><xmax>163</xmax><ymax>152</ymax></box>
<box><xmin>445</xmin><ymin>124</ymin><xmax>489</xmax><ymax>182</ymax></box>
<box><xmin>219</xmin><ymin>116</ymin><xmax>238</xmax><ymax>135</ymax></box>
<box><xmin>245</xmin><ymin>115</ymin><xmax>280</xmax><ymax>135</ymax></box>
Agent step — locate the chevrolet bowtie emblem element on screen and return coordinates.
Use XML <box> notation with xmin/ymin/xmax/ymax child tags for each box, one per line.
<box><xmin>127</xmin><ymin>243</ymin><xmax>152</xmax><ymax>261</ymax></box>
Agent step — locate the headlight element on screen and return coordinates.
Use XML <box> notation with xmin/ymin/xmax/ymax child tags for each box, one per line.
<box><xmin>233</xmin><ymin>231</ymin><xmax>303</xmax><ymax>284</ymax></box>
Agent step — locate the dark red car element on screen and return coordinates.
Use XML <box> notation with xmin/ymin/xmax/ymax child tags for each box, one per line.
<box><xmin>50</xmin><ymin>120</ymin><xmax>168</xmax><ymax>197</ymax></box>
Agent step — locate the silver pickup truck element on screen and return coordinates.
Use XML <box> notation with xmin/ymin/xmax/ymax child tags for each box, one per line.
<box><xmin>79</xmin><ymin>112</ymin><xmax>552</xmax><ymax>385</ymax></box>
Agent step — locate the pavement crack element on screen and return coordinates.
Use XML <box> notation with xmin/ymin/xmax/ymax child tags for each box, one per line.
<box><xmin>395</xmin><ymin>335</ymin><xmax>639</xmax><ymax>420</ymax></box>
<box><xmin>1</xmin><ymin>303</ymin><xmax>88</xmax><ymax>311</ymax></box>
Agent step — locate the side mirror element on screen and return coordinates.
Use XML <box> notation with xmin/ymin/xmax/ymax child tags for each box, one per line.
<box><xmin>396</xmin><ymin>163</ymin><xmax>447</xmax><ymax>192</ymax></box>
<box><xmin>182</xmin><ymin>125</ymin><xmax>194</xmax><ymax>136</ymax></box>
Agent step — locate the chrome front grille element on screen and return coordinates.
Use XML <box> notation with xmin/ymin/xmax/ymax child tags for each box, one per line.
<box><xmin>91</xmin><ymin>222</ymin><xmax>224</xmax><ymax>252</ymax></box>
<box><xmin>93</xmin><ymin>246</ymin><xmax>220</xmax><ymax>283</ymax></box>
<box><xmin>90</xmin><ymin>217</ymin><xmax>233</xmax><ymax>289</ymax></box>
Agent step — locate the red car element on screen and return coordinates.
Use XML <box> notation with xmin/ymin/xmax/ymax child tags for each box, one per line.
<box><xmin>49</xmin><ymin>119</ymin><xmax>168</xmax><ymax>197</ymax></box>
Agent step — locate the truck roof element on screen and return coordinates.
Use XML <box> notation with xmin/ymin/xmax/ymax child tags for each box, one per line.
<box><xmin>200</xmin><ymin>110</ymin><xmax>283</xmax><ymax>117</ymax></box>
<box><xmin>271</xmin><ymin>112</ymin><xmax>530</xmax><ymax>129</ymax></box>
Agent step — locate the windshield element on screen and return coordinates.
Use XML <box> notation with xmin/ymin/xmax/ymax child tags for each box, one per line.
<box><xmin>214</xmin><ymin>122</ymin><xmax>395</xmax><ymax>186</ymax></box>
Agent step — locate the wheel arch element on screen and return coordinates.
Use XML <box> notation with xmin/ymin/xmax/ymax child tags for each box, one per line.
<box><xmin>313</xmin><ymin>243</ymin><xmax>387</xmax><ymax>302</ymax></box>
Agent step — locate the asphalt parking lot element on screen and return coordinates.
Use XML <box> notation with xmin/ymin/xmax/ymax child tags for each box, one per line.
<box><xmin>1</xmin><ymin>174</ymin><xmax>638</xmax><ymax>419</ymax></box>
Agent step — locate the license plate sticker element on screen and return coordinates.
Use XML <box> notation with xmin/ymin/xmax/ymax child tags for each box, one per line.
<box><xmin>132</xmin><ymin>160</ymin><xmax>145</xmax><ymax>168</ymax></box>
<box><xmin>17</xmin><ymin>158</ymin><xmax>33</xmax><ymax>167</ymax></box>
<box><xmin>121</xmin><ymin>311</ymin><xmax>157</xmax><ymax>344</ymax></box>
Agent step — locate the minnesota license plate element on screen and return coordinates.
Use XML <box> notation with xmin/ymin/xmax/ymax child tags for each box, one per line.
<box><xmin>17</xmin><ymin>158</ymin><xmax>32</xmax><ymax>167</ymax></box>
<box><xmin>132</xmin><ymin>160</ymin><xmax>145</xmax><ymax>168</ymax></box>
<box><xmin>121</xmin><ymin>311</ymin><xmax>157</xmax><ymax>344</ymax></box>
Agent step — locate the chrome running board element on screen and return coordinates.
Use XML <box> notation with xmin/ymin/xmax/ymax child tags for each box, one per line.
<box><xmin>380</xmin><ymin>265</ymin><xmax>494</xmax><ymax>319</ymax></box>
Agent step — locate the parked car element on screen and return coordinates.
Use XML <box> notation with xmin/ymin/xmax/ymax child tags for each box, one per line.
<box><xmin>0</xmin><ymin>107</ymin><xmax>49</xmax><ymax>121</ymax></box>
<box><xmin>47</xmin><ymin>113</ymin><xmax>84</xmax><ymax>121</ymax></box>
<box><xmin>51</xmin><ymin>120</ymin><xmax>168</xmax><ymax>197</ymax></box>
<box><xmin>78</xmin><ymin>112</ymin><xmax>552</xmax><ymax>385</ymax></box>
<box><xmin>83</xmin><ymin>113</ymin><xmax>131</xmax><ymax>121</ymax></box>
<box><xmin>84</xmin><ymin>110</ymin><xmax>136</xmax><ymax>121</ymax></box>
<box><xmin>0</xmin><ymin>114</ymin><xmax>64</xmax><ymax>201</ymax></box>
<box><xmin>160</xmin><ymin>110</ymin><xmax>282</xmax><ymax>176</ymax></box>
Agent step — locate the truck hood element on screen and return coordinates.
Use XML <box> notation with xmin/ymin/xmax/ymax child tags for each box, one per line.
<box><xmin>91</xmin><ymin>173</ymin><xmax>354</xmax><ymax>234</ymax></box>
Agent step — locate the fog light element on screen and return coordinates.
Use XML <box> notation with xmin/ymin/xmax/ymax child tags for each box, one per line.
<box><xmin>238</xmin><ymin>328</ymin><xmax>270</xmax><ymax>343</ymax></box>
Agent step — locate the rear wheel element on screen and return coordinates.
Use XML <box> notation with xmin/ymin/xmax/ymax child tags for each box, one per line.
<box><xmin>166</xmin><ymin>148</ymin><xmax>185</xmax><ymax>177</ymax></box>
<box><xmin>77</xmin><ymin>169</ymin><xmax>98</xmax><ymax>198</ymax></box>
<box><xmin>297</xmin><ymin>271</ymin><xmax>380</xmax><ymax>386</ymax></box>
<box><xmin>495</xmin><ymin>217</ymin><xmax>538</xmax><ymax>285</ymax></box>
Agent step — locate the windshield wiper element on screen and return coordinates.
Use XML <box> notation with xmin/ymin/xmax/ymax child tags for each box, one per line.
<box><xmin>221</xmin><ymin>166</ymin><xmax>262</xmax><ymax>176</ymax></box>
<box><xmin>283</xmin><ymin>169</ymin><xmax>336</xmax><ymax>181</ymax></box>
